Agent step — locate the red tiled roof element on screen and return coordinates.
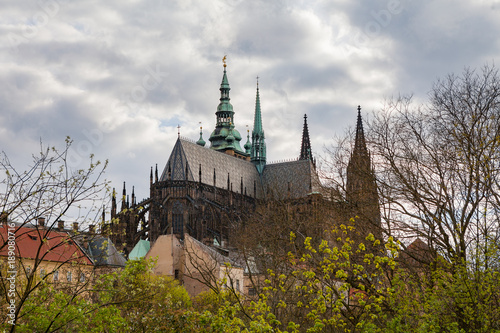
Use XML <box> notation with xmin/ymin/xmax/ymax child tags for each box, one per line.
<box><xmin>0</xmin><ymin>225</ymin><xmax>93</xmax><ymax>265</ymax></box>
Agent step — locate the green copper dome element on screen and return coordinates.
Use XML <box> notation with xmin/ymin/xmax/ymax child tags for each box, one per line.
<box><xmin>196</xmin><ymin>126</ymin><xmax>206</xmax><ymax>147</ymax></box>
<box><xmin>208</xmin><ymin>62</ymin><xmax>248</xmax><ymax>156</ymax></box>
<box><xmin>244</xmin><ymin>130</ymin><xmax>252</xmax><ymax>153</ymax></box>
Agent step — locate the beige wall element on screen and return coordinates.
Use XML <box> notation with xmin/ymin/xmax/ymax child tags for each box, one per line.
<box><xmin>1</xmin><ymin>257</ymin><xmax>94</xmax><ymax>287</ymax></box>
<box><xmin>146</xmin><ymin>234</ymin><xmax>246</xmax><ymax>297</ymax></box>
<box><xmin>145</xmin><ymin>234</ymin><xmax>183</xmax><ymax>276</ymax></box>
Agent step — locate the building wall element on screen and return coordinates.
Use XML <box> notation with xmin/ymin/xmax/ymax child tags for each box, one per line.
<box><xmin>146</xmin><ymin>234</ymin><xmax>245</xmax><ymax>297</ymax></box>
<box><xmin>145</xmin><ymin>234</ymin><xmax>183</xmax><ymax>276</ymax></box>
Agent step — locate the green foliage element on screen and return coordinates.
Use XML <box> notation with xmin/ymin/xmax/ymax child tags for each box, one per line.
<box><xmin>1</xmin><ymin>281</ymin><xmax>125</xmax><ymax>333</ymax></box>
<box><xmin>385</xmin><ymin>259</ymin><xmax>500</xmax><ymax>333</ymax></box>
<box><xmin>1</xmin><ymin>258</ymin><xmax>192</xmax><ymax>332</ymax></box>
<box><xmin>95</xmin><ymin>258</ymin><xmax>192</xmax><ymax>332</ymax></box>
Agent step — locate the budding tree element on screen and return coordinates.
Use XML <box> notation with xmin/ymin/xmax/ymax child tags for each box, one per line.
<box><xmin>0</xmin><ymin>138</ymin><xmax>108</xmax><ymax>331</ymax></box>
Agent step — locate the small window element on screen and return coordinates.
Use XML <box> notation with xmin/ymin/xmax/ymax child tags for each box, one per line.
<box><xmin>235</xmin><ymin>279</ymin><xmax>240</xmax><ymax>291</ymax></box>
<box><xmin>174</xmin><ymin>269</ymin><xmax>179</xmax><ymax>280</ymax></box>
<box><xmin>26</xmin><ymin>267</ymin><xmax>32</xmax><ymax>276</ymax></box>
<box><xmin>28</xmin><ymin>235</ymin><xmax>37</xmax><ymax>240</ymax></box>
<box><xmin>53</xmin><ymin>270</ymin><xmax>59</xmax><ymax>281</ymax></box>
<box><xmin>248</xmin><ymin>288</ymin><xmax>256</xmax><ymax>296</ymax></box>
<box><xmin>40</xmin><ymin>269</ymin><xmax>46</xmax><ymax>278</ymax></box>
<box><xmin>66</xmin><ymin>271</ymin><xmax>72</xmax><ymax>282</ymax></box>
<box><xmin>79</xmin><ymin>272</ymin><xmax>85</xmax><ymax>283</ymax></box>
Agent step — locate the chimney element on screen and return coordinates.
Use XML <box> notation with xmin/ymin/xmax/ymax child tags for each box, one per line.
<box><xmin>57</xmin><ymin>220</ymin><xmax>65</xmax><ymax>230</ymax></box>
<box><xmin>37</xmin><ymin>217</ymin><xmax>45</xmax><ymax>228</ymax></box>
<box><xmin>82</xmin><ymin>236</ymin><xmax>89</xmax><ymax>250</ymax></box>
<box><xmin>89</xmin><ymin>225</ymin><xmax>95</xmax><ymax>234</ymax></box>
<box><xmin>72</xmin><ymin>222</ymin><xmax>78</xmax><ymax>232</ymax></box>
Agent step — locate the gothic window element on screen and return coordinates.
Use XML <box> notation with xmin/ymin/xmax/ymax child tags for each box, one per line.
<box><xmin>53</xmin><ymin>270</ymin><xmax>59</xmax><ymax>282</ymax></box>
<box><xmin>172</xmin><ymin>201</ymin><xmax>184</xmax><ymax>235</ymax></box>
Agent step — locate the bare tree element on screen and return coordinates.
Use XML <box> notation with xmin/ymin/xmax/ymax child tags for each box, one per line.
<box><xmin>369</xmin><ymin>65</ymin><xmax>500</xmax><ymax>265</ymax></box>
<box><xmin>0</xmin><ymin>138</ymin><xmax>108</xmax><ymax>331</ymax></box>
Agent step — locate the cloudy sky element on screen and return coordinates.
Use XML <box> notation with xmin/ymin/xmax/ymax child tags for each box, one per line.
<box><xmin>1</xmin><ymin>0</ymin><xmax>500</xmax><ymax>215</ymax></box>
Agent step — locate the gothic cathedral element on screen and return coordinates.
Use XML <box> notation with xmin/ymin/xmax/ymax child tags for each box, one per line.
<box><xmin>105</xmin><ymin>61</ymin><xmax>382</xmax><ymax>256</ymax></box>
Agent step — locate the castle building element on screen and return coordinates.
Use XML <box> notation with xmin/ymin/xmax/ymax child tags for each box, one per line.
<box><xmin>107</xmin><ymin>61</ymin><xmax>381</xmax><ymax>257</ymax></box>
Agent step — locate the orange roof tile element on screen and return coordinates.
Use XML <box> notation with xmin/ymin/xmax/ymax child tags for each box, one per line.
<box><xmin>0</xmin><ymin>225</ymin><xmax>93</xmax><ymax>265</ymax></box>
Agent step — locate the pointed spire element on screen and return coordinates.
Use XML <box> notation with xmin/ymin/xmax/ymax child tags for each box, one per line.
<box><xmin>208</xmin><ymin>57</ymin><xmax>246</xmax><ymax>156</ymax></box>
<box><xmin>111</xmin><ymin>188</ymin><xmax>116</xmax><ymax>217</ymax></box>
<box><xmin>251</xmin><ymin>77</ymin><xmax>266</xmax><ymax>174</ymax></box>
<box><xmin>217</xmin><ymin>57</ymin><xmax>233</xmax><ymax>119</ymax></box>
<box><xmin>299</xmin><ymin>114</ymin><xmax>315</xmax><ymax>167</ymax></box>
<box><xmin>121</xmin><ymin>182</ymin><xmax>127</xmax><ymax>211</ymax></box>
<box><xmin>253</xmin><ymin>77</ymin><xmax>263</xmax><ymax>133</ymax></box>
<box><xmin>131</xmin><ymin>186</ymin><xmax>135</xmax><ymax>206</ymax></box>
<box><xmin>150</xmin><ymin>166</ymin><xmax>153</xmax><ymax>184</ymax></box>
<box><xmin>354</xmin><ymin>105</ymin><xmax>368</xmax><ymax>156</ymax></box>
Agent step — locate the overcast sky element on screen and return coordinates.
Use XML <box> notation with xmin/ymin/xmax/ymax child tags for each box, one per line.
<box><xmin>2</xmin><ymin>0</ymin><xmax>500</xmax><ymax>219</ymax></box>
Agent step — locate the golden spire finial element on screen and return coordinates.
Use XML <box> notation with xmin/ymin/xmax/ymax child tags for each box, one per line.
<box><xmin>222</xmin><ymin>55</ymin><xmax>227</xmax><ymax>68</ymax></box>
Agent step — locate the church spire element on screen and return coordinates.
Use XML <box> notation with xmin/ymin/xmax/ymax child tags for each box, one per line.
<box><xmin>251</xmin><ymin>77</ymin><xmax>266</xmax><ymax>174</ymax></box>
<box><xmin>353</xmin><ymin>105</ymin><xmax>368</xmax><ymax>157</ymax></box>
<box><xmin>299</xmin><ymin>114</ymin><xmax>314</xmax><ymax>167</ymax></box>
<box><xmin>208</xmin><ymin>56</ymin><xmax>246</xmax><ymax>156</ymax></box>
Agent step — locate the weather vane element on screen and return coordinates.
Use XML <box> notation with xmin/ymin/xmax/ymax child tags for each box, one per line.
<box><xmin>222</xmin><ymin>55</ymin><xmax>227</xmax><ymax>68</ymax></box>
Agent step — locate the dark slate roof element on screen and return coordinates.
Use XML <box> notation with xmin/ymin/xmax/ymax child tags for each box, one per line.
<box><xmin>263</xmin><ymin>159</ymin><xmax>321</xmax><ymax>200</ymax></box>
<box><xmin>87</xmin><ymin>236</ymin><xmax>127</xmax><ymax>267</ymax></box>
<box><xmin>160</xmin><ymin>138</ymin><xmax>264</xmax><ymax>197</ymax></box>
<box><xmin>186</xmin><ymin>234</ymin><xmax>241</xmax><ymax>268</ymax></box>
<box><xmin>160</xmin><ymin>138</ymin><xmax>322</xmax><ymax>200</ymax></box>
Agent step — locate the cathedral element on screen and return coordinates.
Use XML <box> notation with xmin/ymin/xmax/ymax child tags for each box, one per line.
<box><xmin>105</xmin><ymin>60</ymin><xmax>382</xmax><ymax>257</ymax></box>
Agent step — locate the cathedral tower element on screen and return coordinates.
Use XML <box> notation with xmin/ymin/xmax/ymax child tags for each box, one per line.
<box><xmin>208</xmin><ymin>58</ymin><xmax>248</xmax><ymax>159</ymax></box>
<box><xmin>346</xmin><ymin>106</ymin><xmax>382</xmax><ymax>240</ymax></box>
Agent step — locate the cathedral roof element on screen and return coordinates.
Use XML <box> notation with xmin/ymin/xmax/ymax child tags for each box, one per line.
<box><xmin>161</xmin><ymin>138</ymin><xmax>263</xmax><ymax>197</ymax></box>
<box><xmin>262</xmin><ymin>159</ymin><xmax>321</xmax><ymax>200</ymax></box>
<box><xmin>160</xmin><ymin>138</ymin><xmax>321</xmax><ymax>200</ymax></box>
